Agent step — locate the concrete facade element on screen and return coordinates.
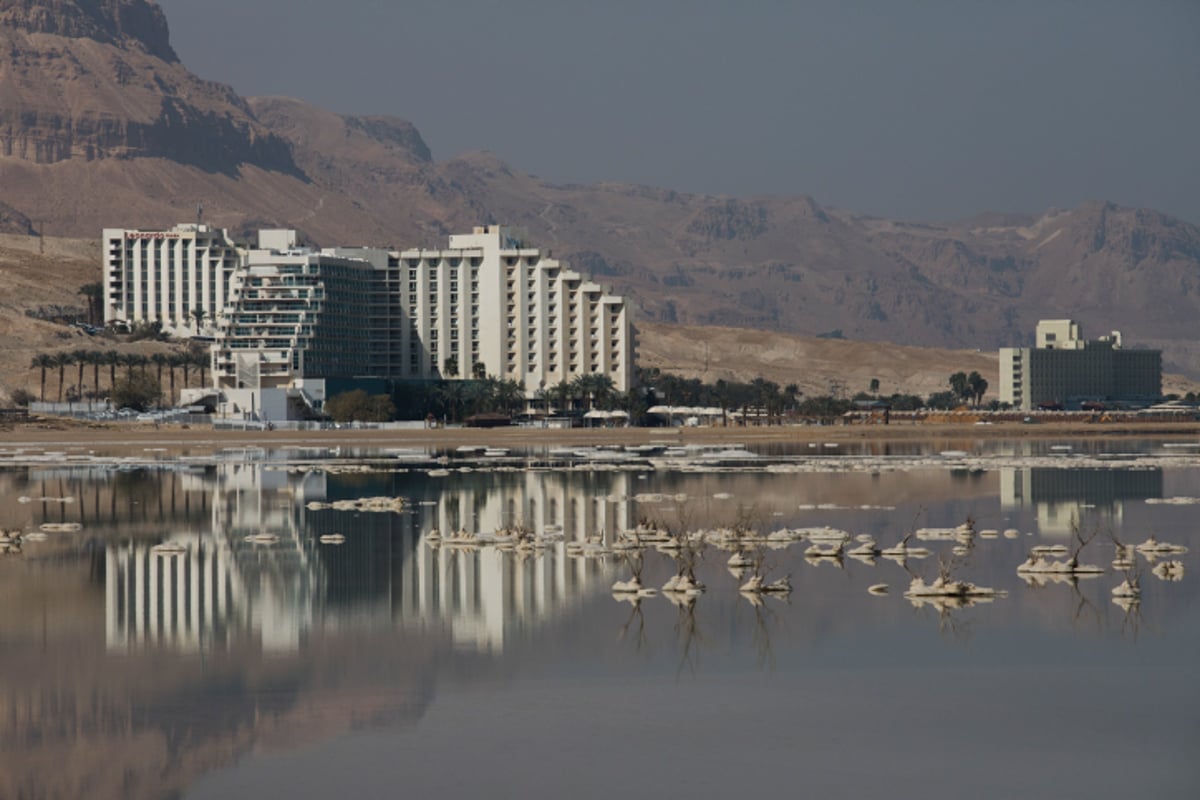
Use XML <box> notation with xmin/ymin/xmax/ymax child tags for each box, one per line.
<box><xmin>396</xmin><ymin>226</ymin><xmax>632</xmax><ymax>394</ymax></box>
<box><xmin>103</xmin><ymin>223</ymin><xmax>244</xmax><ymax>337</ymax></box>
<box><xmin>1000</xmin><ymin>319</ymin><xmax>1161</xmax><ymax>411</ymax></box>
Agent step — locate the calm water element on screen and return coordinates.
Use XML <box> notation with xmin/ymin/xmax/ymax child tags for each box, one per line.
<box><xmin>1</xmin><ymin>440</ymin><xmax>1197</xmax><ymax>799</ymax></box>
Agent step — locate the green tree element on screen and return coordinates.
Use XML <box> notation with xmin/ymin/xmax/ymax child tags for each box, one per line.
<box><xmin>471</xmin><ymin>361</ymin><xmax>487</xmax><ymax>380</ymax></box>
<box><xmin>129</xmin><ymin>320</ymin><xmax>167</xmax><ymax>341</ymax></box>
<box><xmin>9</xmin><ymin>388</ymin><xmax>35</xmax><ymax>407</ymax></box>
<box><xmin>869</xmin><ymin>377</ymin><xmax>881</xmax><ymax>395</ymax></box>
<box><xmin>927</xmin><ymin>390</ymin><xmax>959</xmax><ymax>410</ymax></box>
<box><xmin>325</xmin><ymin>390</ymin><xmax>394</xmax><ymax>422</ymax></box>
<box><xmin>368</xmin><ymin>393</ymin><xmax>396</xmax><ymax>421</ymax></box>
<box><xmin>443</xmin><ymin>356</ymin><xmax>459</xmax><ymax>378</ymax></box>
<box><xmin>190</xmin><ymin>308</ymin><xmax>207</xmax><ymax>335</ymax></box>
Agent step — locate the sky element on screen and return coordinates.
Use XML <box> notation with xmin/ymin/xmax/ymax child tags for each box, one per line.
<box><xmin>155</xmin><ymin>0</ymin><xmax>1200</xmax><ymax>223</ymax></box>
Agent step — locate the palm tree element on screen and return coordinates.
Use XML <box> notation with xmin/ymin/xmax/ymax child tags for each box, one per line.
<box><xmin>438</xmin><ymin>380</ymin><xmax>466</xmax><ymax>422</ymax></box>
<box><xmin>86</xmin><ymin>349</ymin><xmax>104</xmax><ymax>399</ymax></box>
<box><xmin>71</xmin><ymin>348</ymin><xmax>91</xmax><ymax>401</ymax></box>
<box><xmin>495</xmin><ymin>379</ymin><xmax>525</xmax><ymax>415</ymax></box>
<box><xmin>54</xmin><ymin>352</ymin><xmax>74</xmax><ymax>402</ymax></box>
<box><xmin>550</xmin><ymin>380</ymin><xmax>574</xmax><ymax>414</ymax></box>
<box><xmin>591</xmin><ymin>374</ymin><xmax>616</xmax><ymax>409</ymax></box>
<box><xmin>784</xmin><ymin>383</ymin><xmax>802</xmax><ymax>412</ymax></box>
<box><xmin>967</xmin><ymin>371</ymin><xmax>989</xmax><ymax>407</ymax></box>
<box><xmin>121</xmin><ymin>352</ymin><xmax>144</xmax><ymax>380</ymax></box>
<box><xmin>78</xmin><ymin>282</ymin><xmax>103</xmax><ymax>326</ymax></box>
<box><xmin>533</xmin><ymin>385</ymin><xmax>550</xmax><ymax>416</ymax></box>
<box><xmin>104</xmin><ymin>350</ymin><xmax>121</xmax><ymax>390</ymax></box>
<box><xmin>949</xmin><ymin>371</ymin><xmax>969</xmax><ymax>405</ymax></box>
<box><xmin>167</xmin><ymin>352</ymin><xmax>184</xmax><ymax>404</ymax></box>
<box><xmin>151</xmin><ymin>353</ymin><xmax>168</xmax><ymax>391</ymax></box>
<box><xmin>30</xmin><ymin>353</ymin><xmax>54</xmax><ymax>401</ymax></box>
<box><xmin>190</xmin><ymin>307</ymin><xmax>207</xmax><ymax>335</ymax></box>
<box><xmin>193</xmin><ymin>347</ymin><xmax>210</xmax><ymax>389</ymax></box>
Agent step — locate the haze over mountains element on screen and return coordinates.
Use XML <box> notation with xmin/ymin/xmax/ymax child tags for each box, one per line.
<box><xmin>3</xmin><ymin>0</ymin><xmax>1199</xmax><ymax>377</ymax></box>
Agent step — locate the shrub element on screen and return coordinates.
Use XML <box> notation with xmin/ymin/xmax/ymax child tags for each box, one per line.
<box><xmin>110</xmin><ymin>373</ymin><xmax>162</xmax><ymax>412</ymax></box>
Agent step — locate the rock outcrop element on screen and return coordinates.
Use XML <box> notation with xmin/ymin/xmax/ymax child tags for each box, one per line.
<box><xmin>0</xmin><ymin>0</ymin><xmax>300</xmax><ymax>175</ymax></box>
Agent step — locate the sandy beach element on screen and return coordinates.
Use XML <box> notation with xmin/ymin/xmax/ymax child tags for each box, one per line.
<box><xmin>4</xmin><ymin>417</ymin><xmax>1200</xmax><ymax>455</ymax></box>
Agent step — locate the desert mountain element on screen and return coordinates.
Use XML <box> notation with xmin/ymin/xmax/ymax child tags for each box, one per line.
<box><xmin>2</xmin><ymin>0</ymin><xmax>1199</xmax><ymax>378</ymax></box>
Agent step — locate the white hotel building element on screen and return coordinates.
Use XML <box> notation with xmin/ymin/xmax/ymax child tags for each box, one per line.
<box><xmin>393</xmin><ymin>225</ymin><xmax>631</xmax><ymax>391</ymax></box>
<box><xmin>103</xmin><ymin>223</ymin><xmax>633</xmax><ymax>418</ymax></box>
<box><xmin>103</xmin><ymin>223</ymin><xmax>243</xmax><ymax>337</ymax></box>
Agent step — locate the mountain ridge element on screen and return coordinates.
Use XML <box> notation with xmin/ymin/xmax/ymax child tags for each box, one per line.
<box><xmin>2</xmin><ymin>0</ymin><xmax>1199</xmax><ymax>377</ymax></box>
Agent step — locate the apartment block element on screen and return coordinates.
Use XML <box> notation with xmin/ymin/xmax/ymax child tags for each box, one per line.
<box><xmin>1000</xmin><ymin>319</ymin><xmax>1161</xmax><ymax>411</ymax></box>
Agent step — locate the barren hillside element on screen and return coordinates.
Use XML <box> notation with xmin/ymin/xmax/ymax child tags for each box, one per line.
<box><xmin>3</xmin><ymin>234</ymin><xmax>1197</xmax><ymax>406</ymax></box>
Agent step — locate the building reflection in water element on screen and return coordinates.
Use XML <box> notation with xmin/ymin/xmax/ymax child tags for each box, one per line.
<box><xmin>102</xmin><ymin>463</ymin><xmax>635</xmax><ymax>656</ymax></box>
<box><xmin>1000</xmin><ymin>467</ymin><xmax>1163</xmax><ymax>537</ymax></box>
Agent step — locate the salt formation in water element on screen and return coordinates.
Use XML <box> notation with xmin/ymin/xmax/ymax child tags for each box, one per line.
<box><xmin>905</xmin><ymin>576</ymin><xmax>1003</xmax><ymax>599</ymax></box>
<box><xmin>1</xmin><ymin>529</ymin><xmax>23</xmax><ymax>554</ymax></box>
<box><xmin>1152</xmin><ymin>560</ymin><xmax>1185</xmax><ymax>581</ymax></box>
<box><xmin>1017</xmin><ymin>522</ymin><xmax>1104</xmax><ymax>576</ymax></box>
<box><xmin>306</xmin><ymin>496</ymin><xmax>406</xmax><ymax>513</ymax></box>
<box><xmin>1135</xmin><ymin>536</ymin><xmax>1188</xmax><ymax>556</ymax></box>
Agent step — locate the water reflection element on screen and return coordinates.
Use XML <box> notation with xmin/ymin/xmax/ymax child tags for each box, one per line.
<box><xmin>1001</xmin><ymin>466</ymin><xmax>1163</xmax><ymax>537</ymax></box>
<box><xmin>0</xmin><ymin>452</ymin><xmax>1196</xmax><ymax>800</ymax></box>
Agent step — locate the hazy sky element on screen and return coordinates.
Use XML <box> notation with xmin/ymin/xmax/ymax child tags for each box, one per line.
<box><xmin>156</xmin><ymin>0</ymin><xmax>1200</xmax><ymax>223</ymax></box>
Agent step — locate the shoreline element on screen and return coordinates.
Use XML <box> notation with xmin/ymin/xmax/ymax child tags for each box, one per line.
<box><xmin>4</xmin><ymin>418</ymin><xmax>1200</xmax><ymax>455</ymax></box>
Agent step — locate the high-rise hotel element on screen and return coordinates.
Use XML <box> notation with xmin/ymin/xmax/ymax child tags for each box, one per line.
<box><xmin>103</xmin><ymin>223</ymin><xmax>242</xmax><ymax>338</ymax></box>
<box><xmin>103</xmin><ymin>224</ymin><xmax>633</xmax><ymax>417</ymax></box>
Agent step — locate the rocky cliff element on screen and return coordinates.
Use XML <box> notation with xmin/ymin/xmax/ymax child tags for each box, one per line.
<box><xmin>0</xmin><ymin>0</ymin><xmax>298</xmax><ymax>173</ymax></box>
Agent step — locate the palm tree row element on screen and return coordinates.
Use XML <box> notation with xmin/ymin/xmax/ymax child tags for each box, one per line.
<box><xmin>534</xmin><ymin>374</ymin><xmax>620</xmax><ymax>415</ymax></box>
<box><xmin>28</xmin><ymin>347</ymin><xmax>210</xmax><ymax>404</ymax></box>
